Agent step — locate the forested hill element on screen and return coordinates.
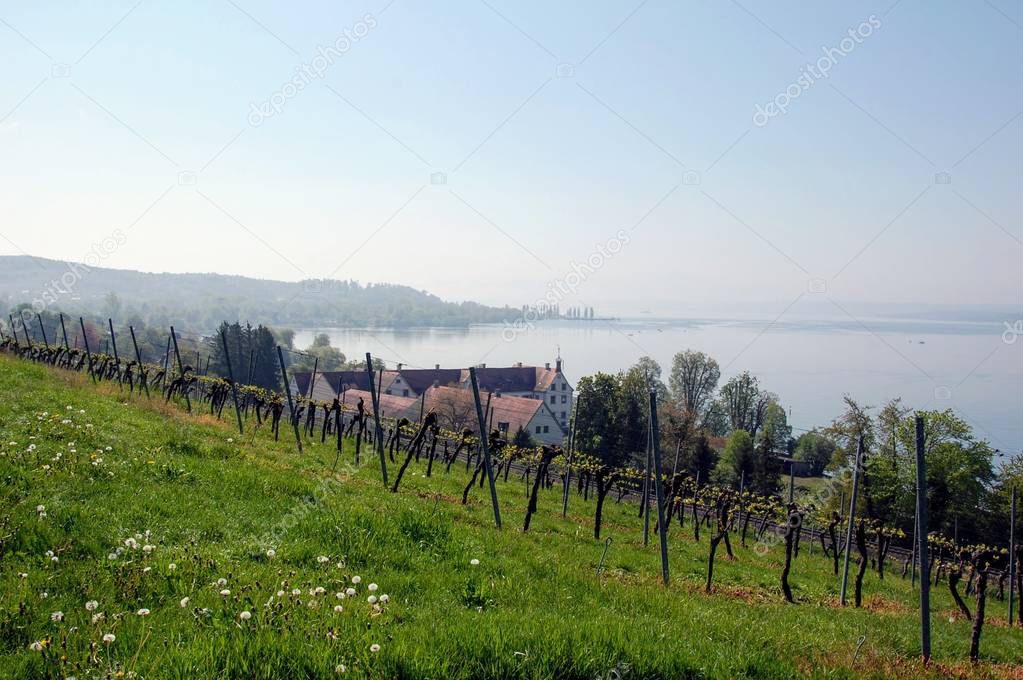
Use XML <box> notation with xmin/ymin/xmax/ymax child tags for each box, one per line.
<box><xmin>0</xmin><ymin>256</ymin><xmax>518</xmax><ymax>329</ymax></box>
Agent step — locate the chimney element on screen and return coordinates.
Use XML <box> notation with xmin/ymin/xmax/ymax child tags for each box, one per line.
<box><xmin>545</xmin><ymin>362</ymin><xmax>550</xmax><ymax>370</ymax></box>
<box><xmin>480</xmin><ymin>363</ymin><xmax>486</xmax><ymax>369</ymax></box>
<box><xmin>432</xmin><ymin>380</ymin><xmax>439</xmax><ymax>388</ymax></box>
<box><xmin>515</xmin><ymin>361</ymin><xmax>523</xmax><ymax>368</ymax></box>
<box><xmin>435</xmin><ymin>363</ymin><xmax>440</xmax><ymax>369</ymax></box>
<box><xmin>555</xmin><ymin>359</ymin><xmax>562</xmax><ymax>373</ymax></box>
<box><xmin>397</xmin><ymin>363</ymin><xmax>403</xmax><ymax>370</ymax></box>
<box><xmin>495</xmin><ymin>389</ymin><xmax>502</xmax><ymax>398</ymax></box>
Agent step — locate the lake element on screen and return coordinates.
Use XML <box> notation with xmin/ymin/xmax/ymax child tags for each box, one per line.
<box><xmin>294</xmin><ymin>313</ymin><xmax>1023</xmax><ymax>455</ymax></box>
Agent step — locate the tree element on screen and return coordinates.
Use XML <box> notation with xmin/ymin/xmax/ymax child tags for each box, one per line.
<box><xmin>793</xmin><ymin>431</ymin><xmax>836</xmax><ymax>476</ymax></box>
<box><xmin>718</xmin><ymin>371</ymin><xmax>772</xmax><ymax>439</ymax></box>
<box><xmin>718</xmin><ymin>430</ymin><xmax>754</xmax><ymax>487</ymax></box>
<box><xmin>668</xmin><ymin>350</ymin><xmax>720</xmax><ymax>438</ymax></box>
<box><xmin>575</xmin><ymin>373</ymin><xmax>627</xmax><ymax>467</ymax></box>
<box><xmin>511</xmin><ymin>426</ymin><xmax>534</xmax><ymax>449</ymax></box>
<box><xmin>290</xmin><ymin>333</ymin><xmax>346</xmax><ymax>372</ymax></box>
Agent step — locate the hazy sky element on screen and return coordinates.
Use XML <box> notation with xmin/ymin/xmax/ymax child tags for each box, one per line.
<box><xmin>2</xmin><ymin>1</ymin><xmax>1021</xmax><ymax>314</ymax></box>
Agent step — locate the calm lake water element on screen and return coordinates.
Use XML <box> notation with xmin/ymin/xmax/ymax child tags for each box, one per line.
<box><xmin>294</xmin><ymin>314</ymin><xmax>1023</xmax><ymax>454</ymax></box>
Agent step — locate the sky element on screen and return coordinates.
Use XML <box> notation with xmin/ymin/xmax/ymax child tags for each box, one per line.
<box><xmin>1</xmin><ymin>0</ymin><xmax>1022</xmax><ymax>316</ymax></box>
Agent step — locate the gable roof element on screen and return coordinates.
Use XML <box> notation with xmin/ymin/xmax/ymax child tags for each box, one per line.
<box><xmin>411</xmin><ymin>385</ymin><xmax>561</xmax><ymax>437</ymax></box>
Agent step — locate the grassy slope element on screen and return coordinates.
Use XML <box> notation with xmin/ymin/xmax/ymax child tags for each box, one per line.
<box><xmin>0</xmin><ymin>355</ymin><xmax>1020</xmax><ymax>679</ymax></box>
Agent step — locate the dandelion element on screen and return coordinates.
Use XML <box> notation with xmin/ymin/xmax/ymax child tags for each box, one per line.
<box><xmin>313</xmin><ymin>586</ymin><xmax>326</xmax><ymax>596</ymax></box>
<box><xmin>317</xmin><ymin>555</ymin><xmax>329</xmax><ymax>564</ymax></box>
<box><xmin>379</xmin><ymin>594</ymin><xmax>389</xmax><ymax>604</ymax></box>
<box><xmin>168</xmin><ymin>563</ymin><xmax>177</xmax><ymax>571</ymax></box>
<box><xmin>219</xmin><ymin>589</ymin><xmax>231</xmax><ymax>598</ymax></box>
<box><xmin>102</xmin><ymin>633</ymin><xmax>115</xmax><ymax>644</ymax></box>
<box><xmin>368</xmin><ymin>583</ymin><xmax>378</xmax><ymax>592</ymax></box>
<box><xmin>180</xmin><ymin>597</ymin><xmax>190</xmax><ymax>608</ymax></box>
<box><xmin>370</xmin><ymin>643</ymin><xmax>380</xmax><ymax>653</ymax></box>
<box><xmin>227</xmin><ymin>438</ymin><xmax>234</xmax><ymax>443</ymax></box>
<box><xmin>85</xmin><ymin>600</ymin><xmax>99</xmax><ymax>611</ymax></box>
<box><xmin>142</xmin><ymin>544</ymin><xmax>155</xmax><ymax>554</ymax></box>
<box><xmin>50</xmin><ymin>611</ymin><xmax>64</xmax><ymax>622</ymax></box>
<box><xmin>266</xmin><ymin>549</ymin><xmax>276</xmax><ymax>559</ymax></box>
<box><xmin>333</xmin><ymin>604</ymin><xmax>343</xmax><ymax>613</ymax></box>
<box><xmin>50</xmin><ymin>556</ymin><xmax>58</xmax><ymax>563</ymax></box>
<box><xmin>91</xmin><ymin>613</ymin><xmax>105</xmax><ymax>624</ymax></box>
<box><xmin>29</xmin><ymin>641</ymin><xmax>44</xmax><ymax>652</ymax></box>
<box><xmin>107</xmin><ymin>553</ymin><xmax>117</xmax><ymax>561</ymax></box>
<box><xmin>351</xmin><ymin>575</ymin><xmax>361</xmax><ymax>584</ymax></box>
<box><xmin>142</xmin><ymin>567</ymin><xmax>152</xmax><ymax>573</ymax></box>
<box><xmin>276</xmin><ymin>590</ymin><xmax>285</xmax><ymax>598</ymax></box>
<box><xmin>335</xmin><ymin>664</ymin><xmax>347</xmax><ymax>673</ymax></box>
<box><xmin>124</xmin><ymin>538</ymin><xmax>138</xmax><ymax>550</ymax></box>
<box><xmin>367</xmin><ymin>595</ymin><xmax>377</xmax><ymax>605</ymax></box>
<box><xmin>239</xmin><ymin>611</ymin><xmax>251</xmax><ymax>621</ymax></box>
<box><xmin>335</xmin><ymin>592</ymin><xmax>345</xmax><ymax>600</ymax></box>
<box><xmin>216</xmin><ymin>578</ymin><xmax>227</xmax><ymax>587</ymax></box>
<box><xmin>137</xmin><ymin>608</ymin><xmax>150</xmax><ymax>616</ymax></box>
<box><xmin>470</xmin><ymin>559</ymin><xmax>480</xmax><ymax>566</ymax></box>
<box><xmin>291</xmin><ymin>588</ymin><xmax>301</xmax><ymax>597</ymax></box>
<box><xmin>17</xmin><ymin>572</ymin><xmax>27</xmax><ymax>579</ymax></box>
<box><xmin>345</xmin><ymin>587</ymin><xmax>356</xmax><ymax>597</ymax></box>
<box><xmin>40</xmin><ymin>592</ymin><xmax>48</xmax><ymax>599</ymax></box>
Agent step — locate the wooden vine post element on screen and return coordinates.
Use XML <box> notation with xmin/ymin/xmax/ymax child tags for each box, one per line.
<box><xmin>914</xmin><ymin>414</ymin><xmax>932</xmax><ymax>663</ymax></box>
<box><xmin>9</xmin><ymin>315</ymin><xmax>21</xmax><ymax>347</ymax></box>
<box><xmin>469</xmin><ymin>366</ymin><xmax>501</xmax><ymax>529</ymax></box>
<box><xmin>1008</xmin><ymin>486</ymin><xmax>1016</xmax><ymax>626</ymax></box>
<box><xmin>643</xmin><ymin>410</ymin><xmax>652</xmax><ymax>547</ymax></box>
<box><xmin>128</xmin><ymin>325</ymin><xmax>150</xmax><ymax>398</ymax></box>
<box><xmin>365</xmin><ymin>353</ymin><xmax>388</xmax><ymax>485</ymax></box>
<box><xmin>840</xmin><ymin>435</ymin><xmax>864</xmax><ymax>606</ymax></box>
<box><xmin>59</xmin><ymin>313</ymin><xmax>70</xmax><ymax>351</ymax></box>
<box><xmin>79</xmin><ymin>317</ymin><xmax>94</xmax><ymax>381</ymax></box>
<box><xmin>649</xmin><ymin>388</ymin><xmax>670</xmax><ymax>585</ymax></box>
<box><xmin>562</xmin><ymin>397</ymin><xmax>580</xmax><ymax>517</ymax></box>
<box><xmin>276</xmin><ymin>345</ymin><xmax>303</xmax><ymax>453</ymax></box>
<box><xmin>219</xmin><ymin>327</ymin><xmax>244</xmax><ymax>435</ymax></box>
<box><xmin>169</xmin><ymin>326</ymin><xmax>191</xmax><ymax>413</ymax></box>
<box><xmin>36</xmin><ymin>314</ymin><xmax>50</xmax><ymax>350</ymax></box>
<box><xmin>107</xmin><ymin>318</ymin><xmax>122</xmax><ymax>386</ymax></box>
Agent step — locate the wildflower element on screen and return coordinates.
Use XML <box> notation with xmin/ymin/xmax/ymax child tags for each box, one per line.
<box><xmin>180</xmin><ymin>597</ymin><xmax>190</xmax><ymax>608</ymax></box>
<box><xmin>336</xmin><ymin>664</ymin><xmax>347</xmax><ymax>673</ymax></box>
<box><xmin>333</xmin><ymin>605</ymin><xmax>343</xmax><ymax>613</ymax></box>
<box><xmin>124</xmin><ymin>538</ymin><xmax>138</xmax><ymax>550</ymax></box>
<box><xmin>85</xmin><ymin>600</ymin><xmax>99</xmax><ymax>611</ymax></box>
<box><xmin>276</xmin><ymin>590</ymin><xmax>285</xmax><ymax>598</ymax></box>
<box><xmin>142</xmin><ymin>544</ymin><xmax>155</xmax><ymax>554</ymax></box>
<box><xmin>40</xmin><ymin>592</ymin><xmax>48</xmax><ymax>599</ymax></box>
<box><xmin>227</xmin><ymin>438</ymin><xmax>234</xmax><ymax>443</ymax></box>
<box><xmin>313</xmin><ymin>587</ymin><xmax>326</xmax><ymax>596</ymax></box>
<box><xmin>102</xmin><ymin>633</ymin><xmax>115</xmax><ymax>644</ymax></box>
<box><xmin>345</xmin><ymin>588</ymin><xmax>356</xmax><ymax>597</ymax></box>
<box><xmin>142</xmin><ymin>567</ymin><xmax>152</xmax><ymax>573</ymax></box>
<box><xmin>219</xmin><ymin>589</ymin><xmax>230</xmax><ymax>598</ymax></box>
<box><xmin>108</xmin><ymin>553</ymin><xmax>117</xmax><ymax>561</ymax></box>
<box><xmin>351</xmin><ymin>575</ymin><xmax>361</xmax><ymax>584</ymax></box>
<box><xmin>335</xmin><ymin>592</ymin><xmax>345</xmax><ymax>600</ymax></box>
<box><xmin>317</xmin><ymin>555</ymin><xmax>329</xmax><ymax>564</ymax></box>
<box><xmin>137</xmin><ymin>608</ymin><xmax>150</xmax><ymax>616</ymax></box>
<box><xmin>168</xmin><ymin>563</ymin><xmax>177</xmax><ymax>571</ymax></box>
<box><xmin>17</xmin><ymin>572</ymin><xmax>27</xmax><ymax>579</ymax></box>
<box><xmin>239</xmin><ymin>611</ymin><xmax>251</xmax><ymax>621</ymax></box>
<box><xmin>367</xmin><ymin>595</ymin><xmax>377</xmax><ymax>605</ymax></box>
<box><xmin>379</xmin><ymin>594</ymin><xmax>389</xmax><ymax>604</ymax></box>
<box><xmin>216</xmin><ymin>578</ymin><xmax>227</xmax><ymax>587</ymax></box>
<box><xmin>266</xmin><ymin>549</ymin><xmax>276</xmax><ymax>559</ymax></box>
<box><xmin>370</xmin><ymin>643</ymin><xmax>380</xmax><ymax>653</ymax></box>
<box><xmin>50</xmin><ymin>556</ymin><xmax>58</xmax><ymax>563</ymax></box>
<box><xmin>91</xmin><ymin>613</ymin><xmax>105</xmax><ymax>624</ymax></box>
<box><xmin>51</xmin><ymin>611</ymin><xmax>64</xmax><ymax>622</ymax></box>
<box><xmin>470</xmin><ymin>559</ymin><xmax>480</xmax><ymax>566</ymax></box>
<box><xmin>291</xmin><ymin>588</ymin><xmax>301</xmax><ymax>597</ymax></box>
<box><xmin>368</xmin><ymin>583</ymin><xmax>378</xmax><ymax>592</ymax></box>
<box><xmin>29</xmin><ymin>641</ymin><xmax>44</xmax><ymax>652</ymax></box>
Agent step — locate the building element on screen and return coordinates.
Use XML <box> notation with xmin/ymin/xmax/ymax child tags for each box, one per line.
<box><xmin>291</xmin><ymin>358</ymin><xmax>574</xmax><ymax>432</ymax></box>
<box><xmin>408</xmin><ymin>385</ymin><xmax>565</xmax><ymax>445</ymax></box>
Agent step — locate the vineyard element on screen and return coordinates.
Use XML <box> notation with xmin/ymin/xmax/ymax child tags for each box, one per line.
<box><xmin>0</xmin><ymin>315</ymin><xmax>1021</xmax><ymax>678</ymax></box>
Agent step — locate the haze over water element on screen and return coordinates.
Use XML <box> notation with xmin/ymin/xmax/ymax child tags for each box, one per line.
<box><xmin>295</xmin><ymin>311</ymin><xmax>1023</xmax><ymax>456</ymax></box>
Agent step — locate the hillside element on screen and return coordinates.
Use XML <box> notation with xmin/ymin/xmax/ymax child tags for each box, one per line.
<box><xmin>0</xmin><ymin>355</ymin><xmax>1021</xmax><ymax>678</ymax></box>
<box><xmin>0</xmin><ymin>256</ymin><xmax>518</xmax><ymax>329</ymax></box>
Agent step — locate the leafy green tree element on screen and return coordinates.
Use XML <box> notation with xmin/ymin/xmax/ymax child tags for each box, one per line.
<box><xmin>668</xmin><ymin>350</ymin><xmax>720</xmax><ymax>439</ymax></box>
<box><xmin>793</xmin><ymin>431</ymin><xmax>836</xmax><ymax>476</ymax></box>
<box><xmin>718</xmin><ymin>371</ymin><xmax>773</xmax><ymax>439</ymax></box>
<box><xmin>575</xmin><ymin>373</ymin><xmax>627</xmax><ymax>467</ymax></box>
<box><xmin>717</xmin><ymin>430</ymin><xmax>754</xmax><ymax>487</ymax></box>
<box><xmin>290</xmin><ymin>333</ymin><xmax>346</xmax><ymax>372</ymax></box>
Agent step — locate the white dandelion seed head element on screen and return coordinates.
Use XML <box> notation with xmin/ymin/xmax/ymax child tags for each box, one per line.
<box><xmin>219</xmin><ymin>589</ymin><xmax>230</xmax><ymax>598</ymax></box>
<box><xmin>370</xmin><ymin>643</ymin><xmax>380</xmax><ymax>653</ymax></box>
<box><xmin>179</xmin><ymin>597</ymin><xmax>190</xmax><ymax>608</ymax></box>
<box><xmin>379</xmin><ymin>594</ymin><xmax>389</xmax><ymax>603</ymax></box>
<box><xmin>336</xmin><ymin>663</ymin><xmax>346</xmax><ymax>673</ymax></box>
<box><xmin>142</xmin><ymin>544</ymin><xmax>155</xmax><ymax>554</ymax></box>
<box><xmin>136</xmin><ymin>608</ymin><xmax>150</xmax><ymax>617</ymax></box>
<box><xmin>367</xmin><ymin>595</ymin><xmax>377</xmax><ymax>605</ymax></box>
<box><xmin>317</xmin><ymin>555</ymin><xmax>329</xmax><ymax>564</ymax></box>
<box><xmin>102</xmin><ymin>633</ymin><xmax>115</xmax><ymax>644</ymax></box>
<box><xmin>368</xmin><ymin>583</ymin><xmax>378</xmax><ymax>592</ymax></box>
<box><xmin>91</xmin><ymin>612</ymin><xmax>105</xmax><ymax>624</ymax></box>
<box><xmin>107</xmin><ymin>553</ymin><xmax>117</xmax><ymax>561</ymax></box>
<box><xmin>291</xmin><ymin>588</ymin><xmax>301</xmax><ymax>597</ymax></box>
<box><xmin>85</xmin><ymin>600</ymin><xmax>99</xmax><ymax>611</ymax></box>
<box><xmin>239</xmin><ymin>610</ymin><xmax>251</xmax><ymax>621</ymax></box>
<box><xmin>29</xmin><ymin>641</ymin><xmax>44</xmax><ymax>652</ymax></box>
<box><xmin>313</xmin><ymin>587</ymin><xmax>326</xmax><ymax>596</ymax></box>
<box><xmin>470</xmin><ymin>559</ymin><xmax>480</xmax><ymax>566</ymax></box>
<box><xmin>335</xmin><ymin>592</ymin><xmax>345</xmax><ymax>600</ymax></box>
<box><xmin>276</xmin><ymin>590</ymin><xmax>285</xmax><ymax>598</ymax></box>
<box><xmin>216</xmin><ymin>578</ymin><xmax>227</xmax><ymax>587</ymax></box>
<box><xmin>168</xmin><ymin>563</ymin><xmax>177</xmax><ymax>571</ymax></box>
<box><xmin>50</xmin><ymin>611</ymin><xmax>64</xmax><ymax>622</ymax></box>
<box><xmin>266</xmin><ymin>549</ymin><xmax>276</xmax><ymax>559</ymax></box>
<box><xmin>333</xmin><ymin>604</ymin><xmax>343</xmax><ymax>612</ymax></box>
<box><xmin>345</xmin><ymin>588</ymin><xmax>356</xmax><ymax>597</ymax></box>
<box><xmin>350</xmin><ymin>575</ymin><xmax>361</xmax><ymax>584</ymax></box>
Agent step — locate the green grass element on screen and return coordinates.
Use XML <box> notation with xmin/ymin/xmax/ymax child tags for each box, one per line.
<box><xmin>0</xmin><ymin>354</ymin><xmax>1020</xmax><ymax>679</ymax></box>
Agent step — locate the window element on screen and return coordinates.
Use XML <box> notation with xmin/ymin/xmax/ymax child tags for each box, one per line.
<box><xmin>543</xmin><ymin>426</ymin><xmax>549</xmax><ymax>433</ymax></box>
<box><xmin>550</xmin><ymin>395</ymin><xmax>556</xmax><ymax>404</ymax></box>
<box><xmin>561</xmin><ymin>412</ymin><xmax>566</xmax><ymax>419</ymax></box>
<box><xmin>535</xmin><ymin>426</ymin><xmax>542</xmax><ymax>434</ymax></box>
<box><xmin>498</xmin><ymin>422</ymin><xmax>509</xmax><ymax>432</ymax></box>
<box><xmin>561</xmin><ymin>395</ymin><xmax>566</xmax><ymax>404</ymax></box>
<box><xmin>402</xmin><ymin>390</ymin><xmax>409</xmax><ymax>397</ymax></box>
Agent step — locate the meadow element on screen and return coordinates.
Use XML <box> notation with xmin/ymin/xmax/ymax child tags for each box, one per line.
<box><xmin>0</xmin><ymin>354</ymin><xmax>1020</xmax><ymax>679</ymax></box>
